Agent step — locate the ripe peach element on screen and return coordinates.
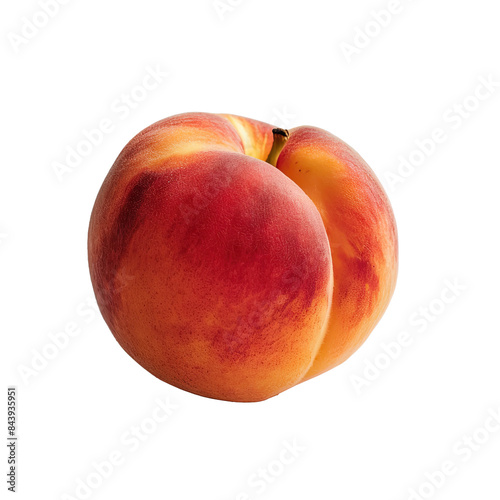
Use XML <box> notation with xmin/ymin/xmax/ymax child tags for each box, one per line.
<box><xmin>88</xmin><ymin>112</ymin><xmax>397</xmax><ymax>402</ymax></box>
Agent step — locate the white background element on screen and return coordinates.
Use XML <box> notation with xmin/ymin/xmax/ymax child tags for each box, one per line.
<box><xmin>2</xmin><ymin>0</ymin><xmax>500</xmax><ymax>499</ymax></box>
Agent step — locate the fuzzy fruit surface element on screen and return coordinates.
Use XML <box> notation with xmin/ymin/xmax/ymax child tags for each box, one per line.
<box><xmin>88</xmin><ymin>112</ymin><xmax>398</xmax><ymax>402</ymax></box>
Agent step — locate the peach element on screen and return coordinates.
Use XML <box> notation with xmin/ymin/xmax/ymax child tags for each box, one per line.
<box><xmin>88</xmin><ymin>112</ymin><xmax>397</xmax><ymax>402</ymax></box>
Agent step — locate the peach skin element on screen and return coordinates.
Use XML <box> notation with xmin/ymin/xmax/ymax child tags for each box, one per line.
<box><xmin>88</xmin><ymin>112</ymin><xmax>397</xmax><ymax>402</ymax></box>
<box><xmin>268</xmin><ymin>126</ymin><xmax>398</xmax><ymax>380</ymax></box>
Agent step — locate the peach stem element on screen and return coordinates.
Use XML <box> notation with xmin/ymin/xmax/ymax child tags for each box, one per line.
<box><xmin>265</xmin><ymin>128</ymin><xmax>290</xmax><ymax>166</ymax></box>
